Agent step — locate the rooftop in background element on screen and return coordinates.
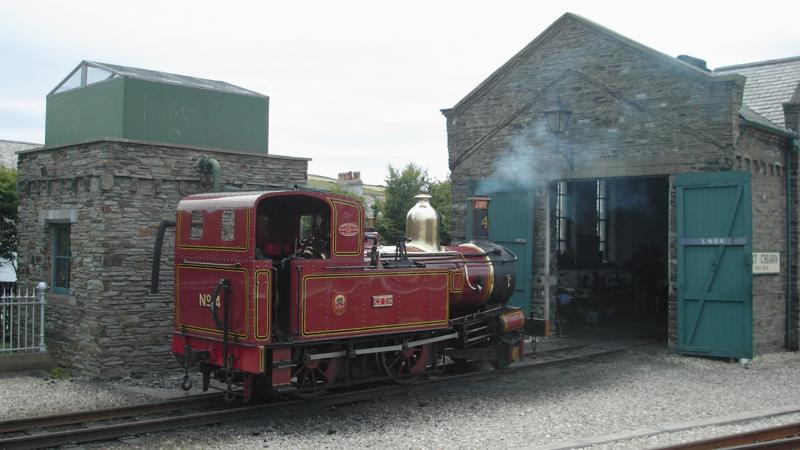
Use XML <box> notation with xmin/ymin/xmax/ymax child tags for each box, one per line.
<box><xmin>306</xmin><ymin>173</ymin><xmax>385</xmax><ymax>196</ymax></box>
<box><xmin>51</xmin><ymin>60</ymin><xmax>265</xmax><ymax>97</ymax></box>
<box><xmin>0</xmin><ymin>251</ymin><xmax>15</xmax><ymax>283</ymax></box>
<box><xmin>0</xmin><ymin>140</ymin><xmax>41</xmax><ymax>169</ymax></box>
<box><xmin>715</xmin><ymin>56</ymin><xmax>800</xmax><ymax>128</ymax></box>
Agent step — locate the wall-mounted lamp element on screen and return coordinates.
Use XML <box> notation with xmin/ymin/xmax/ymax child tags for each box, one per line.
<box><xmin>544</xmin><ymin>96</ymin><xmax>573</xmax><ymax>171</ymax></box>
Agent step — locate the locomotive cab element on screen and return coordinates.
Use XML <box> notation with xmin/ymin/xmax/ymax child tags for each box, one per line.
<box><xmin>254</xmin><ymin>195</ymin><xmax>332</xmax><ymax>261</ymax></box>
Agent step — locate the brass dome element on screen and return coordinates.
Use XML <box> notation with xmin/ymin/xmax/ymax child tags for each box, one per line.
<box><xmin>406</xmin><ymin>194</ymin><xmax>441</xmax><ymax>253</ymax></box>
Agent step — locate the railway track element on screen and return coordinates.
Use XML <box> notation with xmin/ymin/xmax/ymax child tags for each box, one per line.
<box><xmin>656</xmin><ymin>421</ymin><xmax>800</xmax><ymax>450</ymax></box>
<box><xmin>0</xmin><ymin>344</ymin><xmax>625</xmax><ymax>449</ymax></box>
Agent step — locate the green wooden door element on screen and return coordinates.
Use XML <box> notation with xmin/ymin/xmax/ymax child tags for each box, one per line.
<box><xmin>486</xmin><ymin>191</ymin><xmax>534</xmax><ymax>316</ymax></box>
<box><xmin>676</xmin><ymin>171</ymin><xmax>752</xmax><ymax>359</ymax></box>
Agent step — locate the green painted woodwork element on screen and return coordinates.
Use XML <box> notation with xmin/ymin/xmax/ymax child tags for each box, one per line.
<box><xmin>676</xmin><ymin>171</ymin><xmax>753</xmax><ymax>359</ymax></box>
<box><xmin>488</xmin><ymin>191</ymin><xmax>535</xmax><ymax>316</ymax></box>
<box><xmin>45</xmin><ymin>78</ymin><xmax>268</xmax><ymax>153</ymax></box>
<box><xmin>468</xmin><ymin>181</ymin><xmax>534</xmax><ymax>316</ymax></box>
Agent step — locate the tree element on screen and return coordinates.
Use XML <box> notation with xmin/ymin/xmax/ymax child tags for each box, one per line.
<box><xmin>374</xmin><ymin>163</ymin><xmax>430</xmax><ymax>244</ymax></box>
<box><xmin>373</xmin><ymin>163</ymin><xmax>451</xmax><ymax>246</ymax></box>
<box><xmin>430</xmin><ymin>176</ymin><xmax>452</xmax><ymax>245</ymax></box>
<box><xmin>0</xmin><ymin>167</ymin><xmax>18</xmax><ymax>276</ymax></box>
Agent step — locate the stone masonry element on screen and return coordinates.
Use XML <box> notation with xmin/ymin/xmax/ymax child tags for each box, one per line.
<box><xmin>443</xmin><ymin>14</ymin><xmax>798</xmax><ymax>354</ymax></box>
<box><xmin>15</xmin><ymin>139</ymin><xmax>308</xmax><ymax>377</ymax></box>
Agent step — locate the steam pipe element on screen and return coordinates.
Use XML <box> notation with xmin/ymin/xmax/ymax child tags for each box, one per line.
<box><xmin>198</xmin><ymin>156</ymin><xmax>221</xmax><ymax>192</ymax></box>
<box><xmin>150</xmin><ymin>219</ymin><xmax>176</xmax><ymax>294</ymax></box>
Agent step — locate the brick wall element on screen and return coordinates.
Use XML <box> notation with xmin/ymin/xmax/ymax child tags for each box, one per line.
<box><xmin>15</xmin><ymin>139</ymin><xmax>307</xmax><ymax>376</ymax></box>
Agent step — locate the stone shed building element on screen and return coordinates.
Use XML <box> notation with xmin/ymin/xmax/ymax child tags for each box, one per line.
<box><xmin>442</xmin><ymin>13</ymin><xmax>800</xmax><ymax>359</ymax></box>
<box><xmin>16</xmin><ymin>62</ymin><xmax>308</xmax><ymax>377</ymax></box>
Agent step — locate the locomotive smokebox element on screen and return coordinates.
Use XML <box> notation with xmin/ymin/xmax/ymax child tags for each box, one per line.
<box><xmin>468</xmin><ymin>196</ymin><xmax>491</xmax><ymax>241</ymax></box>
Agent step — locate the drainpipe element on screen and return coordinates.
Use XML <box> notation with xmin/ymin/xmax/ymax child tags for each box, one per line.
<box><xmin>198</xmin><ymin>156</ymin><xmax>221</xmax><ymax>192</ymax></box>
<box><xmin>787</xmin><ymin>138</ymin><xmax>800</xmax><ymax>349</ymax></box>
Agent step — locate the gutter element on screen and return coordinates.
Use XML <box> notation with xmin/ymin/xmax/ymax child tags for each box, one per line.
<box><xmin>741</xmin><ymin>116</ymin><xmax>796</xmax><ymax>139</ymax></box>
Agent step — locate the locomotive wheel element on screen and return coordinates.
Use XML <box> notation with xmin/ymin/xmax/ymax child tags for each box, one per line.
<box><xmin>291</xmin><ymin>347</ymin><xmax>341</xmax><ymax>399</ymax></box>
<box><xmin>378</xmin><ymin>337</ymin><xmax>432</xmax><ymax>384</ymax></box>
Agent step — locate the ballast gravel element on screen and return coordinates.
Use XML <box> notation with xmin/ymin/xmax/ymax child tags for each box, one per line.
<box><xmin>0</xmin><ymin>373</ymin><xmax>158</xmax><ymax>421</ymax></box>
<box><xmin>3</xmin><ymin>344</ymin><xmax>800</xmax><ymax>449</ymax></box>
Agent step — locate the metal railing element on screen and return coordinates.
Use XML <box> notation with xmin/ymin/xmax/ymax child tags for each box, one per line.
<box><xmin>1</xmin><ymin>282</ymin><xmax>47</xmax><ymax>354</ymax></box>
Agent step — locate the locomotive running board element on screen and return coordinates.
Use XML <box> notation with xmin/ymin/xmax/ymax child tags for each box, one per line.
<box><xmin>406</xmin><ymin>332</ymin><xmax>458</xmax><ymax>348</ymax></box>
<box><xmin>305</xmin><ymin>332</ymin><xmax>460</xmax><ymax>361</ymax></box>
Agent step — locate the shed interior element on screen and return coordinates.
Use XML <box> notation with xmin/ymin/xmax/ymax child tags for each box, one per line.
<box><xmin>552</xmin><ymin>176</ymin><xmax>668</xmax><ymax>340</ymax></box>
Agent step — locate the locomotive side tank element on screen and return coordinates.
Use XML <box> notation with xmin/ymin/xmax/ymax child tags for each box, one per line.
<box><xmin>156</xmin><ymin>190</ymin><xmax>525</xmax><ymax>402</ymax></box>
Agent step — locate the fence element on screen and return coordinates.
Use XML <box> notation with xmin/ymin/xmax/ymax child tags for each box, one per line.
<box><xmin>1</xmin><ymin>283</ymin><xmax>47</xmax><ymax>354</ymax></box>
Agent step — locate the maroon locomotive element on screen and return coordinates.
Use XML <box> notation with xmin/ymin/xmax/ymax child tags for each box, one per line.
<box><xmin>152</xmin><ymin>190</ymin><xmax>525</xmax><ymax>402</ymax></box>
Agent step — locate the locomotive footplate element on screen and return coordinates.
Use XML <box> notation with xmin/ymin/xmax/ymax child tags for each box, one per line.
<box><xmin>446</xmin><ymin>332</ymin><xmax>525</xmax><ymax>368</ymax></box>
<box><xmin>450</xmin><ymin>306</ymin><xmax>526</xmax><ymax>345</ymax></box>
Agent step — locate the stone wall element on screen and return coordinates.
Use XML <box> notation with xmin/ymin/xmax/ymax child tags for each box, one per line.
<box><xmin>443</xmin><ymin>14</ymin><xmax>796</xmax><ymax>354</ymax></box>
<box><xmin>15</xmin><ymin>139</ymin><xmax>308</xmax><ymax>376</ymax></box>
<box><xmin>446</xmin><ymin>17</ymin><xmax>743</xmax><ymax>243</ymax></box>
<box><xmin>734</xmin><ymin>127</ymin><xmax>794</xmax><ymax>353</ymax></box>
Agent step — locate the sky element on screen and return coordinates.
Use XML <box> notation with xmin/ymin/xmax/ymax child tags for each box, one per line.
<box><xmin>1</xmin><ymin>1</ymin><xmax>798</xmax><ymax>185</ymax></box>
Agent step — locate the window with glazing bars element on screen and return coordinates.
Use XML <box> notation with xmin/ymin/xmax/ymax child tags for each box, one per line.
<box><xmin>596</xmin><ymin>180</ymin><xmax>607</xmax><ymax>259</ymax></box>
<box><xmin>556</xmin><ymin>181</ymin><xmax>567</xmax><ymax>254</ymax></box>
<box><xmin>52</xmin><ymin>224</ymin><xmax>71</xmax><ymax>294</ymax></box>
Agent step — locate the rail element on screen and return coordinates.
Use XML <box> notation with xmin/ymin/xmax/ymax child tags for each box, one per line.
<box><xmin>0</xmin><ymin>282</ymin><xmax>47</xmax><ymax>354</ymax></box>
<box><xmin>0</xmin><ymin>344</ymin><xmax>626</xmax><ymax>449</ymax></box>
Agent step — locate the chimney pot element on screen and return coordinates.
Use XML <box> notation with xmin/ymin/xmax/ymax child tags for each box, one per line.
<box><xmin>677</xmin><ymin>55</ymin><xmax>709</xmax><ymax>72</ymax></box>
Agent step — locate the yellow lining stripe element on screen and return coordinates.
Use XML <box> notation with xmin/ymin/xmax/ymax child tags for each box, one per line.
<box><xmin>300</xmin><ymin>271</ymin><xmax>450</xmax><ymax>336</ymax></box>
<box><xmin>175</xmin><ymin>265</ymin><xmax>249</xmax><ymax>339</ymax></box>
<box><xmin>329</xmin><ymin>198</ymin><xmax>364</xmax><ymax>256</ymax></box>
<box><xmin>253</xmin><ymin>270</ymin><xmax>272</xmax><ymax>340</ymax></box>
<box><xmin>177</xmin><ymin>209</ymin><xmax>252</xmax><ymax>252</ymax></box>
<box><xmin>460</xmin><ymin>243</ymin><xmax>495</xmax><ymax>303</ymax></box>
<box><xmin>450</xmin><ymin>271</ymin><xmax>464</xmax><ymax>293</ymax></box>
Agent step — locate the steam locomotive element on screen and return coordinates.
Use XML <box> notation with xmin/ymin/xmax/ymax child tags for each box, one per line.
<box><xmin>152</xmin><ymin>190</ymin><xmax>525</xmax><ymax>402</ymax></box>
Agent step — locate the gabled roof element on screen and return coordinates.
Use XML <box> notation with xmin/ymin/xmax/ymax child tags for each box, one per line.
<box><xmin>50</xmin><ymin>60</ymin><xmax>265</xmax><ymax>97</ymax></box>
<box><xmin>444</xmin><ymin>12</ymin><xmax>740</xmax><ymax>116</ymax></box>
<box><xmin>716</xmin><ymin>56</ymin><xmax>800</xmax><ymax>128</ymax></box>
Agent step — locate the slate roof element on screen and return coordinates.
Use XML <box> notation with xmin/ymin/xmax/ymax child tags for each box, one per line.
<box><xmin>51</xmin><ymin>60</ymin><xmax>265</xmax><ymax>97</ymax></box>
<box><xmin>0</xmin><ymin>140</ymin><xmax>41</xmax><ymax>169</ymax></box>
<box><xmin>715</xmin><ymin>56</ymin><xmax>800</xmax><ymax>128</ymax></box>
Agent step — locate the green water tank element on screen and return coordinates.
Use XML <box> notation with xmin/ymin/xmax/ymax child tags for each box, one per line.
<box><xmin>45</xmin><ymin>61</ymin><xmax>268</xmax><ymax>154</ymax></box>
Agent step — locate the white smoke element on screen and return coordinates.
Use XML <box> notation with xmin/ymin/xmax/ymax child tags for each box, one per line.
<box><xmin>476</xmin><ymin>120</ymin><xmax>550</xmax><ymax>195</ymax></box>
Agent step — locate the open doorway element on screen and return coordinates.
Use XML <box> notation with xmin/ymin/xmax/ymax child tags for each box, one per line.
<box><xmin>553</xmin><ymin>176</ymin><xmax>669</xmax><ymax>343</ymax></box>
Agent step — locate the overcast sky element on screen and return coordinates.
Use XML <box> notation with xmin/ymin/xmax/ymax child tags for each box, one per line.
<box><xmin>1</xmin><ymin>1</ymin><xmax>797</xmax><ymax>185</ymax></box>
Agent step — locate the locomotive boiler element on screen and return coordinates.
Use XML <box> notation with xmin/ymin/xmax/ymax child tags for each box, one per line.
<box><xmin>152</xmin><ymin>190</ymin><xmax>525</xmax><ymax>402</ymax></box>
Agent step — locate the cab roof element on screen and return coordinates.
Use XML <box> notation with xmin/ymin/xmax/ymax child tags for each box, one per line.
<box><xmin>177</xmin><ymin>190</ymin><xmax>359</xmax><ymax>211</ymax></box>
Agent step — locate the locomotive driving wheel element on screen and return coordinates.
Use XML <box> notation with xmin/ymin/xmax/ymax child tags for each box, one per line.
<box><xmin>291</xmin><ymin>346</ymin><xmax>342</xmax><ymax>399</ymax></box>
<box><xmin>378</xmin><ymin>336</ymin><xmax>432</xmax><ymax>384</ymax></box>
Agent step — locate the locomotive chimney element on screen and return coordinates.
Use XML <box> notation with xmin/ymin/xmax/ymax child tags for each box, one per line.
<box><xmin>405</xmin><ymin>193</ymin><xmax>441</xmax><ymax>252</ymax></box>
<box><xmin>469</xmin><ymin>196</ymin><xmax>490</xmax><ymax>242</ymax></box>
